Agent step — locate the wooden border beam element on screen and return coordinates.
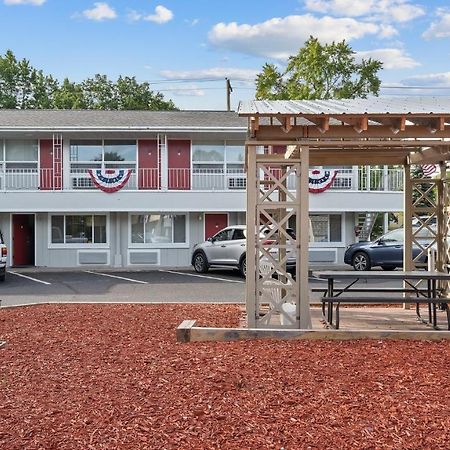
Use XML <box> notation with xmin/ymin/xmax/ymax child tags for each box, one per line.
<box><xmin>176</xmin><ymin>321</ymin><xmax>450</xmax><ymax>342</ymax></box>
<box><xmin>409</xmin><ymin>117</ymin><xmax>446</xmax><ymax>133</ymax></box>
<box><xmin>307</xmin><ymin>116</ymin><xmax>330</xmax><ymax>133</ymax></box>
<box><xmin>252</xmin><ymin>125</ymin><xmax>450</xmax><ymax>140</ymax></box>
<box><xmin>409</xmin><ymin>146</ymin><xmax>450</xmax><ymax>164</ymax></box>
<box><xmin>371</xmin><ymin>117</ymin><xmax>406</xmax><ymax>134</ymax></box>
<box><xmin>246</xmin><ymin>139</ymin><xmax>449</xmax><ymax>148</ymax></box>
<box><xmin>336</xmin><ymin>116</ymin><xmax>368</xmax><ymax>133</ymax></box>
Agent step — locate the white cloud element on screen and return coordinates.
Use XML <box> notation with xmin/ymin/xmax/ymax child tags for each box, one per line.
<box><xmin>144</xmin><ymin>5</ymin><xmax>173</xmax><ymax>24</ymax></box>
<box><xmin>160</xmin><ymin>67</ymin><xmax>258</xmax><ymax>82</ymax></box>
<box><xmin>357</xmin><ymin>48</ymin><xmax>420</xmax><ymax>69</ymax></box>
<box><xmin>305</xmin><ymin>0</ymin><xmax>425</xmax><ymax>23</ymax></box>
<box><xmin>172</xmin><ymin>85</ymin><xmax>205</xmax><ymax>97</ymax></box>
<box><xmin>423</xmin><ymin>9</ymin><xmax>450</xmax><ymax>39</ymax></box>
<box><xmin>127</xmin><ymin>10</ymin><xmax>142</xmax><ymax>22</ymax></box>
<box><xmin>4</xmin><ymin>0</ymin><xmax>45</xmax><ymax>4</ymax></box>
<box><xmin>402</xmin><ymin>72</ymin><xmax>450</xmax><ymax>86</ymax></box>
<box><xmin>209</xmin><ymin>15</ymin><xmax>383</xmax><ymax>60</ymax></box>
<box><xmin>82</xmin><ymin>2</ymin><xmax>117</xmax><ymax>21</ymax></box>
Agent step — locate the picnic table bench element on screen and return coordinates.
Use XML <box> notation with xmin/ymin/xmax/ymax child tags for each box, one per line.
<box><xmin>312</xmin><ymin>270</ymin><xmax>450</xmax><ymax>330</ymax></box>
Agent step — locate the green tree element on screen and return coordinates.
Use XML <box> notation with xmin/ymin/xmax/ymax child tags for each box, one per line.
<box><xmin>0</xmin><ymin>49</ymin><xmax>178</xmax><ymax>110</ymax></box>
<box><xmin>255</xmin><ymin>37</ymin><xmax>383</xmax><ymax>100</ymax></box>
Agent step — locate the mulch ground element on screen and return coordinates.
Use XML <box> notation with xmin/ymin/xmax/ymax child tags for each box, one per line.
<box><xmin>0</xmin><ymin>304</ymin><xmax>449</xmax><ymax>450</ymax></box>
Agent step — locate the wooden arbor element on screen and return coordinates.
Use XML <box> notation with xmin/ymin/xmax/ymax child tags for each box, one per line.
<box><xmin>238</xmin><ymin>98</ymin><xmax>450</xmax><ymax>329</ymax></box>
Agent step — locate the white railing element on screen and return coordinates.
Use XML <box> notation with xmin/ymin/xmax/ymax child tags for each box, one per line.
<box><xmin>0</xmin><ymin>166</ymin><xmax>404</xmax><ymax>192</ymax></box>
<box><xmin>69</xmin><ymin>168</ymin><xmax>138</xmax><ymax>190</ymax></box>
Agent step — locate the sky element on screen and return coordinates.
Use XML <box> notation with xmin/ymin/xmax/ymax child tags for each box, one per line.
<box><xmin>0</xmin><ymin>0</ymin><xmax>450</xmax><ymax>110</ymax></box>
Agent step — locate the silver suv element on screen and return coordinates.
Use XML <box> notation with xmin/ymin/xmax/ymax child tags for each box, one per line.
<box><xmin>0</xmin><ymin>231</ymin><xmax>7</xmax><ymax>282</ymax></box>
<box><xmin>191</xmin><ymin>225</ymin><xmax>296</xmax><ymax>277</ymax></box>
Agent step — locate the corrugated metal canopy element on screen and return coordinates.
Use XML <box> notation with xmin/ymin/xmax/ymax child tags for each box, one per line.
<box><xmin>238</xmin><ymin>97</ymin><xmax>450</xmax><ymax>116</ymax></box>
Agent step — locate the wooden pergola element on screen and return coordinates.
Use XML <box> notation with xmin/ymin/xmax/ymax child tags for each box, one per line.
<box><xmin>238</xmin><ymin>97</ymin><xmax>450</xmax><ymax>330</ymax></box>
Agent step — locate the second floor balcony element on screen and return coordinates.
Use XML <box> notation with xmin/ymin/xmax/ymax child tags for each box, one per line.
<box><xmin>0</xmin><ymin>166</ymin><xmax>404</xmax><ymax>193</ymax></box>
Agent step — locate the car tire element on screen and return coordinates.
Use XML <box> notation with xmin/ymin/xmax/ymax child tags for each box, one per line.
<box><xmin>352</xmin><ymin>252</ymin><xmax>371</xmax><ymax>271</ymax></box>
<box><xmin>193</xmin><ymin>252</ymin><xmax>209</xmax><ymax>273</ymax></box>
<box><xmin>239</xmin><ymin>256</ymin><xmax>246</xmax><ymax>278</ymax></box>
<box><xmin>381</xmin><ymin>265</ymin><xmax>396</xmax><ymax>271</ymax></box>
<box><xmin>0</xmin><ymin>272</ymin><xmax>5</xmax><ymax>282</ymax></box>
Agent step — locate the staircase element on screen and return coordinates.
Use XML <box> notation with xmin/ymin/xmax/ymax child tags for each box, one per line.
<box><xmin>357</xmin><ymin>212</ymin><xmax>378</xmax><ymax>241</ymax></box>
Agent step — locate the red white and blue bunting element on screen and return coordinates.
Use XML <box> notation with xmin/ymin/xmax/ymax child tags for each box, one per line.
<box><xmin>88</xmin><ymin>169</ymin><xmax>132</xmax><ymax>193</ymax></box>
<box><xmin>309</xmin><ymin>169</ymin><xmax>338</xmax><ymax>193</ymax></box>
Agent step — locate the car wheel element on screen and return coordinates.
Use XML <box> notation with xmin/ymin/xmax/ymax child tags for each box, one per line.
<box><xmin>0</xmin><ymin>272</ymin><xmax>5</xmax><ymax>282</ymax></box>
<box><xmin>352</xmin><ymin>252</ymin><xmax>371</xmax><ymax>271</ymax></box>
<box><xmin>239</xmin><ymin>256</ymin><xmax>246</xmax><ymax>278</ymax></box>
<box><xmin>381</xmin><ymin>265</ymin><xmax>396</xmax><ymax>271</ymax></box>
<box><xmin>193</xmin><ymin>252</ymin><xmax>209</xmax><ymax>273</ymax></box>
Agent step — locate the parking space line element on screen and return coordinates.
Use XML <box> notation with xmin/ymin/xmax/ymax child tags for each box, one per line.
<box><xmin>9</xmin><ymin>271</ymin><xmax>52</xmax><ymax>285</ymax></box>
<box><xmin>159</xmin><ymin>269</ymin><xmax>245</xmax><ymax>284</ymax></box>
<box><xmin>84</xmin><ymin>271</ymin><xmax>148</xmax><ymax>284</ymax></box>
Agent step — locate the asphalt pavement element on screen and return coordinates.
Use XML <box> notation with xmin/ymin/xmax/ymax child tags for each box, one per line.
<box><xmin>0</xmin><ymin>267</ymin><xmax>406</xmax><ymax>308</ymax></box>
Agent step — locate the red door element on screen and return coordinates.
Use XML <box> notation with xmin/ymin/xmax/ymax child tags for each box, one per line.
<box><xmin>138</xmin><ymin>140</ymin><xmax>159</xmax><ymax>189</ymax></box>
<box><xmin>168</xmin><ymin>140</ymin><xmax>190</xmax><ymax>190</ymax></box>
<box><xmin>12</xmin><ymin>214</ymin><xmax>35</xmax><ymax>266</ymax></box>
<box><xmin>205</xmin><ymin>214</ymin><xmax>228</xmax><ymax>240</ymax></box>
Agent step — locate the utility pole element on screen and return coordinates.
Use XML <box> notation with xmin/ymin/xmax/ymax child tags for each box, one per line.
<box><xmin>226</xmin><ymin>78</ymin><xmax>233</xmax><ymax>111</ymax></box>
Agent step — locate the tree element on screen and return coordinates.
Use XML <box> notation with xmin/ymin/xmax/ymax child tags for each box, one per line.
<box><xmin>255</xmin><ymin>37</ymin><xmax>383</xmax><ymax>100</ymax></box>
<box><xmin>0</xmin><ymin>49</ymin><xmax>178</xmax><ymax>110</ymax></box>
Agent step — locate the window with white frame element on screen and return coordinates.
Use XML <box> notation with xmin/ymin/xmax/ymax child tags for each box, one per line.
<box><xmin>310</xmin><ymin>214</ymin><xmax>342</xmax><ymax>243</ymax></box>
<box><xmin>130</xmin><ymin>214</ymin><xmax>186</xmax><ymax>244</ymax></box>
<box><xmin>192</xmin><ymin>141</ymin><xmax>245</xmax><ymax>190</ymax></box>
<box><xmin>51</xmin><ymin>215</ymin><xmax>107</xmax><ymax>244</ymax></box>
<box><xmin>0</xmin><ymin>140</ymin><xmax>39</xmax><ymax>169</ymax></box>
<box><xmin>69</xmin><ymin>139</ymin><xmax>137</xmax><ymax>189</ymax></box>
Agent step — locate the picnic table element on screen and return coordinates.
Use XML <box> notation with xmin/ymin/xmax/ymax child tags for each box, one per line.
<box><xmin>312</xmin><ymin>270</ymin><xmax>450</xmax><ymax>330</ymax></box>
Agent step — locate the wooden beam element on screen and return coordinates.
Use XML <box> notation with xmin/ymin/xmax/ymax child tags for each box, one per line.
<box><xmin>246</xmin><ymin>138</ymin><xmax>449</xmax><ymax>149</ymax></box>
<box><xmin>337</xmin><ymin>116</ymin><xmax>368</xmax><ymax>133</ymax></box>
<box><xmin>409</xmin><ymin>146</ymin><xmax>450</xmax><ymax>164</ymax></box>
<box><xmin>370</xmin><ymin>117</ymin><xmax>406</xmax><ymax>134</ymax></box>
<box><xmin>409</xmin><ymin>117</ymin><xmax>446</xmax><ymax>133</ymax></box>
<box><xmin>176</xmin><ymin>323</ymin><xmax>450</xmax><ymax>342</ymax></box>
<box><xmin>284</xmin><ymin>145</ymin><xmax>299</xmax><ymax>159</ymax></box>
<box><xmin>252</xmin><ymin>125</ymin><xmax>450</xmax><ymax>140</ymax></box>
<box><xmin>307</xmin><ymin>116</ymin><xmax>330</xmax><ymax>133</ymax></box>
<box><xmin>250</xmin><ymin>116</ymin><xmax>259</xmax><ymax>137</ymax></box>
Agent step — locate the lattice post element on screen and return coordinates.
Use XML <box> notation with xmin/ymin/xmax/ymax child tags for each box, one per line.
<box><xmin>245</xmin><ymin>146</ymin><xmax>311</xmax><ymax>329</ymax></box>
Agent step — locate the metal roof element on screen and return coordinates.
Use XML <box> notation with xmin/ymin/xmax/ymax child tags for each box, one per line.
<box><xmin>238</xmin><ymin>97</ymin><xmax>450</xmax><ymax>116</ymax></box>
<box><xmin>0</xmin><ymin>110</ymin><xmax>247</xmax><ymax>130</ymax></box>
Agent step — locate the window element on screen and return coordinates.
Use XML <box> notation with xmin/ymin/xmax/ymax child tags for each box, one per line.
<box><xmin>213</xmin><ymin>229</ymin><xmax>233</xmax><ymax>241</ymax></box>
<box><xmin>130</xmin><ymin>214</ymin><xmax>186</xmax><ymax>244</ymax></box>
<box><xmin>2</xmin><ymin>140</ymin><xmax>39</xmax><ymax>170</ymax></box>
<box><xmin>192</xmin><ymin>142</ymin><xmax>225</xmax><ymax>162</ymax></box>
<box><xmin>233</xmin><ymin>228</ymin><xmax>246</xmax><ymax>240</ymax></box>
<box><xmin>70</xmin><ymin>140</ymin><xmax>136</xmax><ymax>164</ymax></box>
<box><xmin>382</xmin><ymin>228</ymin><xmax>404</xmax><ymax>243</ymax></box>
<box><xmin>310</xmin><ymin>214</ymin><xmax>342</xmax><ymax>243</ymax></box>
<box><xmin>51</xmin><ymin>215</ymin><xmax>107</xmax><ymax>244</ymax></box>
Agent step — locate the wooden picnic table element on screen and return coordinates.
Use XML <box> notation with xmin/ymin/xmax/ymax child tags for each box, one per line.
<box><xmin>312</xmin><ymin>270</ymin><xmax>450</xmax><ymax>330</ymax></box>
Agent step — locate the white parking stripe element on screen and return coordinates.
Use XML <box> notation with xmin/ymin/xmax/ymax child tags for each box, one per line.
<box><xmin>9</xmin><ymin>271</ymin><xmax>51</xmax><ymax>285</ymax></box>
<box><xmin>84</xmin><ymin>271</ymin><xmax>148</xmax><ymax>284</ymax></box>
<box><xmin>159</xmin><ymin>269</ymin><xmax>245</xmax><ymax>284</ymax></box>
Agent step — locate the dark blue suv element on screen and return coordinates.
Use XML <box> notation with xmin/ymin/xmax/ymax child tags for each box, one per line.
<box><xmin>344</xmin><ymin>227</ymin><xmax>430</xmax><ymax>271</ymax></box>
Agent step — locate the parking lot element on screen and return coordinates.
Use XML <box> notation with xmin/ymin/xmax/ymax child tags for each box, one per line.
<box><xmin>0</xmin><ymin>267</ymin><xmax>408</xmax><ymax>308</ymax></box>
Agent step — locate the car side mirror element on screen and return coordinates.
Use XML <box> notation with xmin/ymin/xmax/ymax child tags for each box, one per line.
<box><xmin>377</xmin><ymin>239</ymin><xmax>385</xmax><ymax>246</ymax></box>
<box><xmin>208</xmin><ymin>237</ymin><xmax>215</xmax><ymax>243</ymax></box>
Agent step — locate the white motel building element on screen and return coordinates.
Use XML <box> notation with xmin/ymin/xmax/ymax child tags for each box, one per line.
<box><xmin>0</xmin><ymin>110</ymin><xmax>403</xmax><ymax>269</ymax></box>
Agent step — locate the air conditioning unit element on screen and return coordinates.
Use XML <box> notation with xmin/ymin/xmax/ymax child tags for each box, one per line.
<box><xmin>228</xmin><ymin>177</ymin><xmax>246</xmax><ymax>189</ymax></box>
<box><xmin>72</xmin><ymin>176</ymin><xmax>95</xmax><ymax>189</ymax></box>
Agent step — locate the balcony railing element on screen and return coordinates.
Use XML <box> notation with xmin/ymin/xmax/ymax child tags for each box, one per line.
<box><xmin>0</xmin><ymin>167</ymin><xmax>404</xmax><ymax>192</ymax></box>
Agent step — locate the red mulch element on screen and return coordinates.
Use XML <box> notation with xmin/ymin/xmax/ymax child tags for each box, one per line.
<box><xmin>0</xmin><ymin>304</ymin><xmax>449</xmax><ymax>450</ymax></box>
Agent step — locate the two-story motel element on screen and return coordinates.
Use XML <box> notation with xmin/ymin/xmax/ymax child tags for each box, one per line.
<box><xmin>0</xmin><ymin>109</ymin><xmax>403</xmax><ymax>269</ymax></box>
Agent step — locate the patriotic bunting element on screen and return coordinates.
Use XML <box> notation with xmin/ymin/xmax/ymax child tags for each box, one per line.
<box><xmin>309</xmin><ymin>169</ymin><xmax>338</xmax><ymax>193</ymax></box>
<box><xmin>88</xmin><ymin>169</ymin><xmax>132</xmax><ymax>193</ymax></box>
<box><xmin>421</xmin><ymin>164</ymin><xmax>438</xmax><ymax>177</ymax></box>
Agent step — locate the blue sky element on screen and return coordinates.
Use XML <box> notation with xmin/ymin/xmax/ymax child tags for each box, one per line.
<box><xmin>1</xmin><ymin>0</ymin><xmax>450</xmax><ymax>110</ymax></box>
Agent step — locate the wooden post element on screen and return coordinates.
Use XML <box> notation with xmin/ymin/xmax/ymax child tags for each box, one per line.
<box><xmin>246</xmin><ymin>145</ymin><xmax>257</xmax><ymax>327</ymax></box>
<box><xmin>299</xmin><ymin>146</ymin><xmax>312</xmax><ymax>328</ymax></box>
<box><xmin>403</xmin><ymin>163</ymin><xmax>413</xmax><ymax>308</ymax></box>
<box><xmin>437</xmin><ymin>162</ymin><xmax>446</xmax><ymax>273</ymax></box>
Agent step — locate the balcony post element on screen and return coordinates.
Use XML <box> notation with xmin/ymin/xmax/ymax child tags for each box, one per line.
<box><xmin>62</xmin><ymin>138</ymin><xmax>70</xmax><ymax>191</ymax></box>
